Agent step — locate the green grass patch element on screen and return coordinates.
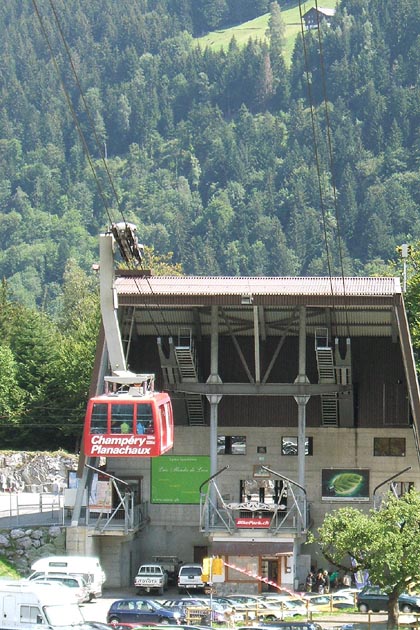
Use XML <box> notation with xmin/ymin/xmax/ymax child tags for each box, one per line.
<box><xmin>0</xmin><ymin>557</ymin><xmax>21</xmax><ymax>580</ymax></box>
<box><xmin>195</xmin><ymin>0</ymin><xmax>339</xmax><ymax>65</ymax></box>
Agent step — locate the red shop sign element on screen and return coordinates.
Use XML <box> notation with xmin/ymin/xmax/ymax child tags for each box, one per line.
<box><xmin>235</xmin><ymin>517</ymin><xmax>271</xmax><ymax>528</ymax></box>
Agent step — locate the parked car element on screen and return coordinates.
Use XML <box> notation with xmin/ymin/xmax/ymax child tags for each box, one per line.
<box><xmin>134</xmin><ymin>564</ymin><xmax>168</xmax><ymax>595</ymax></box>
<box><xmin>302</xmin><ymin>593</ymin><xmax>355</xmax><ymax>611</ymax></box>
<box><xmin>237</xmin><ymin>623</ymin><xmax>323</xmax><ymax>630</ymax></box>
<box><xmin>162</xmin><ymin>598</ymin><xmax>209</xmax><ymax>624</ymax></box>
<box><xmin>356</xmin><ymin>586</ymin><xmax>420</xmax><ymax>613</ymax></box>
<box><xmin>19</xmin><ymin>579</ymin><xmax>79</xmax><ymax>604</ymax></box>
<box><xmin>152</xmin><ymin>556</ymin><xmax>182</xmax><ymax>585</ymax></box>
<box><xmin>107</xmin><ymin>599</ymin><xmax>182</xmax><ymax>625</ymax></box>
<box><xmin>29</xmin><ymin>573</ymin><xmax>90</xmax><ymax>604</ymax></box>
<box><xmin>177</xmin><ymin>564</ymin><xmax>205</xmax><ymax>593</ymax></box>
<box><xmin>163</xmin><ymin>596</ymin><xmax>239</xmax><ymax>623</ymax></box>
<box><xmin>108</xmin><ymin>624</ymin><xmax>160</xmax><ymax>629</ymax></box>
<box><xmin>258</xmin><ymin>593</ymin><xmax>304</xmax><ymax>603</ymax></box>
<box><xmin>271</xmin><ymin>599</ymin><xmax>308</xmax><ymax>619</ymax></box>
<box><xmin>111</xmin><ymin>627</ymin><xmax>210</xmax><ymax>630</ymax></box>
<box><xmin>226</xmin><ymin>595</ymin><xmax>307</xmax><ymax>620</ymax></box>
<box><xmin>83</xmin><ymin>623</ymin><xmax>115</xmax><ymax>630</ymax></box>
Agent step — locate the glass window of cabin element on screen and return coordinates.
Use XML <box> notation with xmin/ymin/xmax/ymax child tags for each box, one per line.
<box><xmin>111</xmin><ymin>404</ymin><xmax>134</xmax><ymax>433</ymax></box>
<box><xmin>136</xmin><ymin>403</ymin><xmax>153</xmax><ymax>433</ymax></box>
<box><xmin>91</xmin><ymin>403</ymin><xmax>108</xmax><ymax>434</ymax></box>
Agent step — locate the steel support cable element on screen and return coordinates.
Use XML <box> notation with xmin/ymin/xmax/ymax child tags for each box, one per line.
<box><xmin>46</xmin><ymin>0</ymin><xmax>128</xmax><ymax>227</ymax></box>
<box><xmin>298</xmin><ymin>2</ymin><xmax>335</xmax><ymax>294</ymax></box>
<box><xmin>31</xmin><ymin>0</ymin><xmax>115</xmax><ymax>228</ymax></box>
<box><xmin>35</xmin><ymin>0</ymin><xmax>173</xmax><ymax>339</ymax></box>
<box><xmin>298</xmin><ymin>1</ymin><xmax>348</xmax><ymax>344</ymax></box>
<box><xmin>313</xmin><ymin>0</ymin><xmax>351</xmax><ymax>339</ymax></box>
<box><xmin>49</xmin><ymin>0</ymin><xmax>173</xmax><ymax>337</ymax></box>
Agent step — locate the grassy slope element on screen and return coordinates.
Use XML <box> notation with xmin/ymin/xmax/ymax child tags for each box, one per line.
<box><xmin>0</xmin><ymin>558</ymin><xmax>21</xmax><ymax>580</ymax></box>
<box><xmin>195</xmin><ymin>0</ymin><xmax>339</xmax><ymax>64</ymax></box>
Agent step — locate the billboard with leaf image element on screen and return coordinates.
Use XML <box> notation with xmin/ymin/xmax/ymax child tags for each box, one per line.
<box><xmin>322</xmin><ymin>469</ymin><xmax>369</xmax><ymax>501</ymax></box>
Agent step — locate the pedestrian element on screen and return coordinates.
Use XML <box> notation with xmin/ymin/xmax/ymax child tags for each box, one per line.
<box><xmin>315</xmin><ymin>570</ymin><xmax>326</xmax><ymax>594</ymax></box>
<box><xmin>343</xmin><ymin>571</ymin><xmax>352</xmax><ymax>587</ymax></box>
<box><xmin>323</xmin><ymin>570</ymin><xmax>330</xmax><ymax>594</ymax></box>
<box><xmin>305</xmin><ymin>571</ymin><xmax>314</xmax><ymax>593</ymax></box>
<box><xmin>330</xmin><ymin>569</ymin><xmax>339</xmax><ymax>591</ymax></box>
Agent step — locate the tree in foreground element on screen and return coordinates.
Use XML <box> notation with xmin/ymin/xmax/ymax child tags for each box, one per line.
<box><xmin>312</xmin><ymin>490</ymin><xmax>420</xmax><ymax>630</ymax></box>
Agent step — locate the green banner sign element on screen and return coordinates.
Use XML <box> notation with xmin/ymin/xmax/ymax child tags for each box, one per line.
<box><xmin>151</xmin><ymin>455</ymin><xmax>210</xmax><ymax>504</ymax></box>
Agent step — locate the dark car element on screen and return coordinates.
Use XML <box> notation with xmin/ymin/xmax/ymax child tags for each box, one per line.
<box><xmin>356</xmin><ymin>586</ymin><xmax>420</xmax><ymax>613</ymax></box>
<box><xmin>106</xmin><ymin>599</ymin><xmax>182</xmax><ymax>625</ymax></box>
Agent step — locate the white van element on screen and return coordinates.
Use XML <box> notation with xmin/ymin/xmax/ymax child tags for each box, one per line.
<box><xmin>30</xmin><ymin>556</ymin><xmax>106</xmax><ymax>600</ymax></box>
<box><xmin>0</xmin><ymin>581</ymin><xmax>85</xmax><ymax>630</ymax></box>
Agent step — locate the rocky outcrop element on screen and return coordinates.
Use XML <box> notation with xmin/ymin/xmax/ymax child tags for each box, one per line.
<box><xmin>0</xmin><ymin>451</ymin><xmax>78</xmax><ymax>493</ymax></box>
<box><xmin>0</xmin><ymin>525</ymin><xmax>66</xmax><ymax>575</ymax></box>
<box><xmin>0</xmin><ymin>451</ymin><xmax>78</xmax><ymax>575</ymax></box>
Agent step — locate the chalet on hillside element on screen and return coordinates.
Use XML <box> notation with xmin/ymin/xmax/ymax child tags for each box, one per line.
<box><xmin>303</xmin><ymin>7</ymin><xmax>336</xmax><ymax>29</ymax></box>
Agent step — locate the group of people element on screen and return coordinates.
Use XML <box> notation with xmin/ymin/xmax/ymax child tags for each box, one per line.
<box><xmin>305</xmin><ymin>568</ymin><xmax>346</xmax><ymax>594</ymax></box>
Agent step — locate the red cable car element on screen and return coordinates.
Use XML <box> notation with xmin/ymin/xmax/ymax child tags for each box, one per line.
<box><xmin>84</xmin><ymin>375</ymin><xmax>174</xmax><ymax>458</ymax></box>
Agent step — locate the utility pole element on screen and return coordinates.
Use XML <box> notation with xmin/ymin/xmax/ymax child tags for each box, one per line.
<box><xmin>400</xmin><ymin>243</ymin><xmax>410</xmax><ymax>293</ymax></box>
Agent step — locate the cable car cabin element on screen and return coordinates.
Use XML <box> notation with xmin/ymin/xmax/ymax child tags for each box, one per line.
<box><xmin>84</xmin><ymin>389</ymin><xmax>174</xmax><ymax>458</ymax></box>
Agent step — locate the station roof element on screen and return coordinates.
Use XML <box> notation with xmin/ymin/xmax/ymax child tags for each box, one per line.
<box><xmin>112</xmin><ymin>273</ymin><xmax>420</xmax><ymax>459</ymax></box>
<box><xmin>115</xmin><ymin>273</ymin><xmax>404</xmax><ymax>339</ymax></box>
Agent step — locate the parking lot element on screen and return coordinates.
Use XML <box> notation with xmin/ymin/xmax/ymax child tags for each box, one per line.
<box><xmin>80</xmin><ymin>588</ymin><xmax>391</xmax><ymax>629</ymax></box>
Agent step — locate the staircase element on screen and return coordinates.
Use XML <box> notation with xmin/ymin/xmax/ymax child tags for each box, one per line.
<box><xmin>315</xmin><ymin>328</ymin><xmax>338</xmax><ymax>426</ymax></box>
<box><xmin>174</xmin><ymin>329</ymin><xmax>205</xmax><ymax>426</ymax></box>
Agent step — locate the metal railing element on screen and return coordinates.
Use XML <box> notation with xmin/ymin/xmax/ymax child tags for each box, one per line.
<box><xmin>0</xmin><ymin>489</ymin><xmax>66</xmax><ymax>527</ymax></box>
<box><xmin>84</xmin><ymin>464</ymin><xmax>149</xmax><ymax>534</ymax></box>
<box><xmin>199</xmin><ymin>468</ymin><xmax>307</xmax><ymax>535</ymax></box>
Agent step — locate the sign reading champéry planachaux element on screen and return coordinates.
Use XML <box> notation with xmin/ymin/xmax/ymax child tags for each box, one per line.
<box><xmin>151</xmin><ymin>455</ymin><xmax>210</xmax><ymax>504</ymax></box>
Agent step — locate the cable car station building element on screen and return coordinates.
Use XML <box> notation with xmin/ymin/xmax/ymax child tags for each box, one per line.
<box><xmin>70</xmin><ymin>239</ymin><xmax>420</xmax><ymax>590</ymax></box>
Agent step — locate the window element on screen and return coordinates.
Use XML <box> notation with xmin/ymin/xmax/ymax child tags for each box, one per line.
<box><xmin>392</xmin><ymin>481</ymin><xmax>414</xmax><ymax>496</ymax></box>
<box><xmin>111</xmin><ymin>404</ymin><xmax>134</xmax><ymax>433</ymax></box>
<box><xmin>136</xmin><ymin>403</ymin><xmax>153</xmax><ymax>434</ymax></box>
<box><xmin>91</xmin><ymin>403</ymin><xmax>108</xmax><ymax>434</ymax></box>
<box><xmin>373</xmin><ymin>437</ymin><xmax>405</xmax><ymax>456</ymax></box>
<box><xmin>20</xmin><ymin>606</ymin><xmax>43</xmax><ymax>624</ymax></box>
<box><xmin>218</xmin><ymin>436</ymin><xmax>246</xmax><ymax>455</ymax></box>
<box><xmin>240</xmin><ymin>479</ymin><xmax>287</xmax><ymax>508</ymax></box>
<box><xmin>281</xmin><ymin>436</ymin><xmax>313</xmax><ymax>456</ymax></box>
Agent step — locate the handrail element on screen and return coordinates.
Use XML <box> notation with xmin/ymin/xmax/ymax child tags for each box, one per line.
<box><xmin>199</xmin><ymin>465</ymin><xmax>229</xmax><ymax>494</ymax></box>
<box><xmin>261</xmin><ymin>466</ymin><xmax>307</xmax><ymax>497</ymax></box>
<box><xmin>373</xmin><ymin>466</ymin><xmax>411</xmax><ymax>497</ymax></box>
<box><xmin>85</xmin><ymin>463</ymin><xmax>132</xmax><ymax>491</ymax></box>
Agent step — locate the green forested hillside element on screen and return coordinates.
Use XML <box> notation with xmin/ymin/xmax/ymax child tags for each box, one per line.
<box><xmin>2</xmin><ymin>0</ymin><xmax>420</xmax><ymax>448</ymax></box>
<box><xmin>1</xmin><ymin>0</ymin><xmax>420</xmax><ymax>310</ymax></box>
